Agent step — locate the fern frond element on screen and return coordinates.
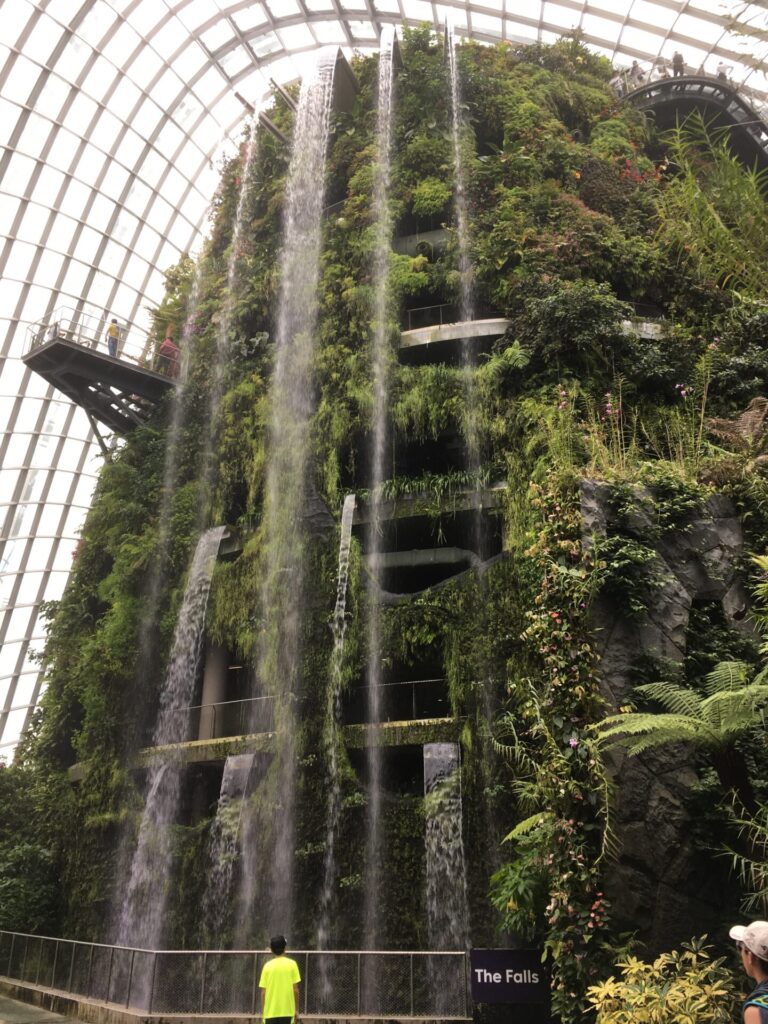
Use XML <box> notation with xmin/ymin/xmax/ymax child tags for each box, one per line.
<box><xmin>634</xmin><ymin>681</ymin><xmax>703</xmax><ymax>717</ymax></box>
<box><xmin>502</xmin><ymin>811</ymin><xmax>554</xmax><ymax>843</ymax></box>
<box><xmin>594</xmin><ymin>712</ymin><xmax>710</xmax><ymax>752</ymax></box>
<box><xmin>702</xmin><ymin>684</ymin><xmax>768</xmax><ymax>737</ymax></box>
<box><xmin>703</xmin><ymin>660</ymin><xmax>750</xmax><ymax>696</ymax></box>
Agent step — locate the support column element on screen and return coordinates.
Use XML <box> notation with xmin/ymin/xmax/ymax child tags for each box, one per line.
<box><xmin>198</xmin><ymin>643</ymin><xmax>227</xmax><ymax>740</ymax></box>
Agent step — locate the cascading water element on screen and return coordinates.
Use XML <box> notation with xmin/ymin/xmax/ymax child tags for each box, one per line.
<box><xmin>235</xmin><ymin>51</ymin><xmax>337</xmax><ymax>944</ymax></box>
<box><xmin>362</xmin><ymin>27</ymin><xmax>397</xmax><ymax>961</ymax></box>
<box><xmin>424</xmin><ymin>742</ymin><xmax>470</xmax><ymax>1015</ymax></box>
<box><xmin>195</xmin><ymin>129</ymin><xmax>259</xmax><ymax>511</ymax></box>
<box><xmin>447</xmin><ymin>24</ymin><xmax>474</xmax><ymax>326</ymax></box>
<box><xmin>424</xmin><ymin>742</ymin><xmax>470</xmax><ymax>949</ymax></box>
<box><xmin>201</xmin><ymin>753</ymin><xmax>255</xmax><ymax>943</ymax></box>
<box><xmin>116</xmin><ymin>525</ymin><xmax>225</xmax><ymax>951</ymax></box>
<box><xmin>316</xmin><ymin>494</ymin><xmax>356</xmax><ymax>1005</ymax></box>
<box><xmin>447</xmin><ymin>24</ymin><xmax>482</xmax><ymax>483</ymax></box>
<box><xmin>130</xmin><ymin>258</ymin><xmax>205</xmax><ymax>739</ymax></box>
<box><xmin>447</xmin><ymin>25</ymin><xmax>500</xmax><ymax>883</ymax></box>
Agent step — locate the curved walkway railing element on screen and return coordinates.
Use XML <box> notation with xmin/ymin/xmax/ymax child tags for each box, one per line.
<box><xmin>622</xmin><ymin>75</ymin><xmax>768</xmax><ymax>168</ymax></box>
<box><xmin>0</xmin><ymin>931</ymin><xmax>470</xmax><ymax>1019</ymax></box>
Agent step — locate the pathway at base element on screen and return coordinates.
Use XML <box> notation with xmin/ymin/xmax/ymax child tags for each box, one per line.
<box><xmin>0</xmin><ymin>995</ymin><xmax>81</xmax><ymax>1024</ymax></box>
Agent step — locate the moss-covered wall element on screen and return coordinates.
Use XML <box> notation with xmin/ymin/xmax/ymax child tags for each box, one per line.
<box><xmin>7</xmin><ymin>27</ymin><xmax>768</xmax><ymax>1024</ymax></box>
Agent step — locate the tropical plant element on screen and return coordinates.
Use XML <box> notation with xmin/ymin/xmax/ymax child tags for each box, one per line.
<box><xmin>586</xmin><ymin>935</ymin><xmax>739</xmax><ymax>1023</ymax></box>
<box><xmin>592</xmin><ymin>661</ymin><xmax>768</xmax><ymax>811</ymax></box>
<box><xmin>655</xmin><ymin>112</ymin><xmax>768</xmax><ymax>301</ymax></box>
<box><xmin>723</xmin><ymin>801</ymin><xmax>768</xmax><ymax>917</ymax></box>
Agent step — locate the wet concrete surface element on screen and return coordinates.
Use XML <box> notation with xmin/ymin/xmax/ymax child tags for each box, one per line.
<box><xmin>0</xmin><ymin>995</ymin><xmax>81</xmax><ymax>1024</ymax></box>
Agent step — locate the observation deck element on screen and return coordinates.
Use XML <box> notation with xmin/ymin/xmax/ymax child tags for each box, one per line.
<box><xmin>22</xmin><ymin>308</ymin><xmax>177</xmax><ymax>451</ymax></box>
<box><xmin>624</xmin><ymin>74</ymin><xmax>768</xmax><ymax>172</ymax></box>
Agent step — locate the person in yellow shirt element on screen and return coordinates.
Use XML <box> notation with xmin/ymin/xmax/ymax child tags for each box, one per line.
<box><xmin>106</xmin><ymin>318</ymin><xmax>119</xmax><ymax>357</ymax></box>
<box><xmin>259</xmin><ymin>935</ymin><xmax>301</xmax><ymax>1024</ymax></box>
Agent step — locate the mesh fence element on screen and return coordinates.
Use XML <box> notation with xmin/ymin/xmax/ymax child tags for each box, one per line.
<box><xmin>0</xmin><ymin>932</ymin><xmax>469</xmax><ymax>1018</ymax></box>
<box><xmin>0</xmin><ymin>933</ymin><xmax>12</xmax><ymax>977</ymax></box>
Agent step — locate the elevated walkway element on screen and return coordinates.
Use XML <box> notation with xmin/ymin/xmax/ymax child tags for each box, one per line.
<box><xmin>399</xmin><ymin>311</ymin><xmax>510</xmax><ymax>363</ymax></box>
<box><xmin>67</xmin><ymin>717</ymin><xmax>459</xmax><ymax>778</ymax></box>
<box><xmin>23</xmin><ymin>309</ymin><xmax>175</xmax><ymax>449</ymax></box>
<box><xmin>625</xmin><ymin>75</ymin><xmax>768</xmax><ymax>172</ymax></box>
<box><xmin>353</xmin><ymin>483</ymin><xmax>506</xmax><ymax>526</ymax></box>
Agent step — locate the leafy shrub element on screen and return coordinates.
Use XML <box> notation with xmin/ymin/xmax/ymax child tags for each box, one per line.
<box><xmin>587</xmin><ymin>937</ymin><xmax>739</xmax><ymax>1023</ymax></box>
<box><xmin>410</xmin><ymin>176</ymin><xmax>451</xmax><ymax>217</ymax></box>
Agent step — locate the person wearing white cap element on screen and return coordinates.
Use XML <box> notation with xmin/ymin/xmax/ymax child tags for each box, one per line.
<box><xmin>730</xmin><ymin>921</ymin><xmax>768</xmax><ymax>1021</ymax></box>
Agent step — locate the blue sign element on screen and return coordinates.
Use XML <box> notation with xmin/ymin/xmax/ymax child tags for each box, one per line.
<box><xmin>470</xmin><ymin>949</ymin><xmax>549</xmax><ymax>1006</ymax></box>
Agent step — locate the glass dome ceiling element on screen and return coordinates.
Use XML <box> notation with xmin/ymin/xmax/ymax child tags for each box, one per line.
<box><xmin>1</xmin><ymin>0</ymin><xmax>767</xmax><ymax>756</ymax></box>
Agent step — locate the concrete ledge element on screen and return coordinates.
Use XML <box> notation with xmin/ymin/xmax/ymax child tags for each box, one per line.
<box><xmin>393</xmin><ymin>229</ymin><xmax>449</xmax><ymax>257</ymax></box>
<box><xmin>622</xmin><ymin>318</ymin><xmax>666</xmax><ymax>340</ymax></box>
<box><xmin>353</xmin><ymin>485</ymin><xmax>506</xmax><ymax>526</ymax></box>
<box><xmin>399</xmin><ymin>318</ymin><xmax>511</xmax><ymax>350</ymax></box>
<box><xmin>135</xmin><ymin>732</ymin><xmax>275</xmax><ymax>768</ymax></box>
<box><xmin>344</xmin><ymin>718</ymin><xmax>459</xmax><ymax>748</ymax></box>
<box><xmin>69</xmin><ymin>717</ymin><xmax>461</xmax><ymax>776</ymax></box>
<box><xmin>365</xmin><ymin>547</ymin><xmax>479</xmax><ymax>571</ymax></box>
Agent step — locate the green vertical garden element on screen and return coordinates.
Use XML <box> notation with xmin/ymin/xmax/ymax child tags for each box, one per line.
<box><xmin>5</xmin><ymin>29</ymin><xmax>768</xmax><ymax>1023</ymax></box>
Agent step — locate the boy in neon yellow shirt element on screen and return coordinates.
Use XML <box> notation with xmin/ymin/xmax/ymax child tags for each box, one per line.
<box><xmin>259</xmin><ymin>935</ymin><xmax>301</xmax><ymax>1024</ymax></box>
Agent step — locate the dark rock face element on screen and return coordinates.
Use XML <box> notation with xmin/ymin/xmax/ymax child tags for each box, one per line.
<box><xmin>303</xmin><ymin>478</ymin><xmax>336</xmax><ymax>537</ymax></box>
<box><xmin>581</xmin><ymin>481</ymin><xmax>754</xmax><ymax>950</ymax></box>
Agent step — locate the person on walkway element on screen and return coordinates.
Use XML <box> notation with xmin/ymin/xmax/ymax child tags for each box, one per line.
<box><xmin>717</xmin><ymin>60</ymin><xmax>731</xmax><ymax>82</ymax></box>
<box><xmin>259</xmin><ymin>935</ymin><xmax>300</xmax><ymax>1024</ymax></box>
<box><xmin>731</xmin><ymin>920</ymin><xmax>768</xmax><ymax>1022</ymax></box>
<box><xmin>672</xmin><ymin>51</ymin><xmax>685</xmax><ymax>77</ymax></box>
<box><xmin>106</xmin><ymin>318</ymin><xmax>119</xmax><ymax>357</ymax></box>
<box><xmin>629</xmin><ymin>60</ymin><xmax>644</xmax><ymax>86</ymax></box>
<box><xmin>157</xmin><ymin>334</ymin><xmax>180</xmax><ymax>377</ymax></box>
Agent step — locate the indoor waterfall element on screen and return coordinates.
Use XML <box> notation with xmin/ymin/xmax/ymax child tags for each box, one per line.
<box><xmin>200</xmin><ymin>753</ymin><xmax>256</xmax><ymax>944</ymax></box>
<box><xmin>235</xmin><ymin>50</ymin><xmax>337</xmax><ymax>944</ymax></box>
<box><xmin>196</xmin><ymin>128</ymin><xmax>259</xmax><ymax>508</ymax></box>
<box><xmin>363</xmin><ymin>25</ymin><xmax>397</xmax><ymax>958</ymax></box>
<box><xmin>447</xmin><ymin>24</ymin><xmax>482</xmax><ymax>478</ymax></box>
<box><xmin>424</xmin><ymin>742</ymin><xmax>470</xmax><ymax>951</ymax></box>
<box><xmin>115</xmin><ymin>525</ymin><xmax>226</xmax><ymax>951</ymax></box>
<box><xmin>317</xmin><ymin>494</ymin><xmax>356</xmax><ymax>1005</ymax></box>
<box><xmin>130</xmin><ymin>258</ymin><xmax>205</xmax><ymax>736</ymax></box>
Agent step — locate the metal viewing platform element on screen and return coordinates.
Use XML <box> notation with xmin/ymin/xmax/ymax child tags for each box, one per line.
<box><xmin>23</xmin><ymin>308</ymin><xmax>177</xmax><ymax>451</ymax></box>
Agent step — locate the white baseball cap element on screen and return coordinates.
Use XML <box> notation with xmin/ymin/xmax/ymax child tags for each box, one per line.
<box><xmin>730</xmin><ymin>921</ymin><xmax>768</xmax><ymax>959</ymax></box>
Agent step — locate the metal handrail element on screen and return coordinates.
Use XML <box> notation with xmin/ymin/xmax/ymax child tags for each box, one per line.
<box><xmin>25</xmin><ymin>306</ymin><xmax>179</xmax><ymax>378</ymax></box>
<box><xmin>613</xmin><ymin>63</ymin><xmax>742</xmax><ymax>97</ymax></box>
<box><xmin>159</xmin><ymin>693</ymin><xmax>281</xmax><ymax>744</ymax></box>
<box><xmin>26</xmin><ymin>306</ymin><xmax>143</xmax><ymax>359</ymax></box>
<box><xmin>403</xmin><ymin>303</ymin><xmax>500</xmax><ymax>331</ymax></box>
<box><xmin>153</xmin><ymin>681</ymin><xmax>452</xmax><ymax>745</ymax></box>
<box><xmin>0</xmin><ymin>930</ymin><xmax>470</xmax><ymax>1019</ymax></box>
<box><xmin>404</xmin><ymin>303</ymin><xmax>458</xmax><ymax>330</ymax></box>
